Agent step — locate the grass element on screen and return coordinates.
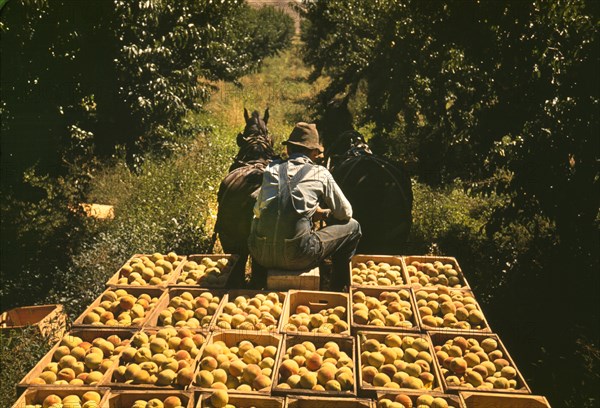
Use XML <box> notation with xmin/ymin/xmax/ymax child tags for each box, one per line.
<box><xmin>198</xmin><ymin>43</ymin><xmax>329</xmax><ymax>150</ymax></box>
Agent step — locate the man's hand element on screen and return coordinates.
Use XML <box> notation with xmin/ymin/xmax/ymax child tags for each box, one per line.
<box><xmin>312</xmin><ymin>206</ymin><xmax>331</xmax><ymax>222</ymax></box>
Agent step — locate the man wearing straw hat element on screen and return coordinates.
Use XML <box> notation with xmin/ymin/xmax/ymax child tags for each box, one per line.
<box><xmin>248</xmin><ymin>122</ymin><xmax>361</xmax><ymax>290</ymax></box>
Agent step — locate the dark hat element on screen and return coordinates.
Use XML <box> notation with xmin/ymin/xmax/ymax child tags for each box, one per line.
<box><xmin>283</xmin><ymin>122</ymin><xmax>324</xmax><ymax>152</ymax></box>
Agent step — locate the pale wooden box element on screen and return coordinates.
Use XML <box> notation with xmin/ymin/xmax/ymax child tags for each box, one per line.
<box><xmin>460</xmin><ymin>391</ymin><xmax>551</xmax><ymax>407</ymax></box>
<box><xmin>104</xmin><ymin>390</ymin><xmax>195</xmax><ymax>408</ymax></box>
<box><xmin>13</xmin><ymin>386</ymin><xmax>110</xmax><ymax>408</ymax></box>
<box><xmin>267</xmin><ymin>266</ymin><xmax>320</xmax><ymax>291</ymax></box>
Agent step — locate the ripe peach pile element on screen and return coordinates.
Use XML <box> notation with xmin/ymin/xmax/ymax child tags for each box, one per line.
<box><xmin>405</xmin><ymin>260</ymin><xmax>464</xmax><ymax>288</ymax></box>
<box><xmin>119</xmin><ymin>396</ymin><xmax>186</xmax><ymax>408</ymax></box>
<box><xmin>352</xmin><ymin>289</ymin><xmax>415</xmax><ymax>329</ymax></box>
<box><xmin>157</xmin><ymin>291</ymin><xmax>221</xmax><ymax>329</ymax></box>
<box><xmin>351</xmin><ymin>261</ymin><xmax>405</xmax><ymax>286</ymax></box>
<box><xmin>23</xmin><ymin>391</ymin><xmax>102</xmax><ymax>408</ymax></box>
<box><xmin>30</xmin><ymin>333</ymin><xmax>129</xmax><ymax>386</ymax></box>
<box><xmin>193</xmin><ymin>338</ymin><xmax>277</xmax><ymax>392</ymax></box>
<box><xmin>112</xmin><ymin>328</ymin><xmax>205</xmax><ymax>387</ymax></box>
<box><xmin>360</xmin><ymin>334</ymin><xmax>436</xmax><ymax>391</ymax></box>
<box><xmin>378</xmin><ymin>393</ymin><xmax>457</xmax><ymax>408</ymax></box>
<box><xmin>215</xmin><ymin>292</ymin><xmax>284</xmax><ymax>331</ymax></box>
<box><xmin>275</xmin><ymin>339</ymin><xmax>355</xmax><ymax>392</ymax></box>
<box><xmin>116</xmin><ymin>252</ymin><xmax>182</xmax><ymax>285</ymax></box>
<box><xmin>415</xmin><ymin>288</ymin><xmax>486</xmax><ymax>330</ymax></box>
<box><xmin>81</xmin><ymin>289</ymin><xmax>160</xmax><ymax>327</ymax></box>
<box><xmin>176</xmin><ymin>257</ymin><xmax>230</xmax><ymax>286</ymax></box>
<box><xmin>435</xmin><ymin>335</ymin><xmax>521</xmax><ymax>390</ymax></box>
<box><xmin>282</xmin><ymin>304</ymin><xmax>349</xmax><ymax>335</ymax></box>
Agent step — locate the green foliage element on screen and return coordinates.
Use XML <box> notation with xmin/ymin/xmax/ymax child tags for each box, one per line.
<box><xmin>0</xmin><ymin>326</ymin><xmax>53</xmax><ymax>407</ymax></box>
<box><xmin>300</xmin><ymin>0</ymin><xmax>599</xmax><ymax>241</ymax></box>
<box><xmin>1</xmin><ymin>0</ymin><xmax>295</xmax><ymax>187</ymax></box>
<box><xmin>202</xmin><ymin>4</ymin><xmax>295</xmax><ymax>83</ymax></box>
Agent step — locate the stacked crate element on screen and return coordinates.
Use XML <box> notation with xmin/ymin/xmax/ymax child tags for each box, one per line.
<box><xmin>12</xmin><ymin>251</ymin><xmax>551</xmax><ymax>408</ymax></box>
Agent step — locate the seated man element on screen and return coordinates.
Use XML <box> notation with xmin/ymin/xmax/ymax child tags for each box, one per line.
<box><xmin>248</xmin><ymin>122</ymin><xmax>361</xmax><ymax>290</ymax></box>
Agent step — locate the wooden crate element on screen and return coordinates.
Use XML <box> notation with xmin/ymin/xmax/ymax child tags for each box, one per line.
<box><xmin>429</xmin><ymin>332</ymin><xmax>531</xmax><ymax>394</ymax></box>
<box><xmin>285</xmin><ymin>395</ymin><xmax>374</xmax><ymax>408</ymax></box>
<box><xmin>105</xmin><ymin>253</ymin><xmax>186</xmax><ymax>288</ymax></box>
<box><xmin>356</xmin><ymin>330</ymin><xmax>443</xmax><ymax>396</ymax></box>
<box><xmin>377</xmin><ymin>391</ymin><xmax>465</xmax><ymax>408</ymax></box>
<box><xmin>460</xmin><ymin>391</ymin><xmax>552</xmax><ymax>408</ymax></box>
<box><xmin>197</xmin><ymin>393</ymin><xmax>285</xmax><ymax>408</ymax></box>
<box><xmin>172</xmin><ymin>254</ymin><xmax>240</xmax><ymax>288</ymax></box>
<box><xmin>13</xmin><ymin>386</ymin><xmax>110</xmax><ymax>408</ymax></box>
<box><xmin>72</xmin><ymin>287</ymin><xmax>166</xmax><ymax>329</ymax></box>
<box><xmin>402</xmin><ymin>256</ymin><xmax>471</xmax><ymax>290</ymax></box>
<box><xmin>104</xmin><ymin>390</ymin><xmax>195</xmax><ymax>408</ymax></box>
<box><xmin>350</xmin><ymin>255</ymin><xmax>409</xmax><ymax>288</ymax></box>
<box><xmin>18</xmin><ymin>328</ymin><xmax>137</xmax><ymax>392</ymax></box>
<box><xmin>272</xmin><ymin>334</ymin><xmax>357</xmax><ymax>398</ymax></box>
<box><xmin>192</xmin><ymin>330</ymin><xmax>283</xmax><ymax>396</ymax></box>
<box><xmin>106</xmin><ymin>328</ymin><xmax>208</xmax><ymax>390</ymax></box>
<box><xmin>210</xmin><ymin>289</ymin><xmax>289</xmax><ymax>333</ymax></box>
<box><xmin>413</xmin><ymin>287</ymin><xmax>492</xmax><ymax>333</ymax></box>
<box><xmin>349</xmin><ymin>287</ymin><xmax>420</xmax><ymax>334</ymax></box>
<box><xmin>267</xmin><ymin>266</ymin><xmax>320</xmax><ymax>291</ymax></box>
<box><xmin>144</xmin><ymin>288</ymin><xmax>226</xmax><ymax>331</ymax></box>
<box><xmin>0</xmin><ymin>304</ymin><xmax>67</xmax><ymax>341</ymax></box>
<box><xmin>280</xmin><ymin>290</ymin><xmax>351</xmax><ymax>337</ymax></box>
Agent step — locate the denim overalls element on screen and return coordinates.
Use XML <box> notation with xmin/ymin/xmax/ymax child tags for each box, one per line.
<box><xmin>248</xmin><ymin>161</ymin><xmax>323</xmax><ymax>270</ymax></box>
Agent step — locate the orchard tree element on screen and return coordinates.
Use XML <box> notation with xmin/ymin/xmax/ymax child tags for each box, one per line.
<box><xmin>300</xmin><ymin>0</ymin><xmax>598</xmax><ymax>253</ymax></box>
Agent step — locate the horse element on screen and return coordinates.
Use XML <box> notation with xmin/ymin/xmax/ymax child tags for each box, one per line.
<box><xmin>325</xmin><ymin>129</ymin><xmax>413</xmax><ymax>255</ymax></box>
<box><xmin>214</xmin><ymin>108</ymin><xmax>276</xmax><ymax>287</ymax></box>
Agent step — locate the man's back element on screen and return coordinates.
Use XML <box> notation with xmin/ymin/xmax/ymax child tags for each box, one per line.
<box><xmin>247</xmin><ymin>122</ymin><xmax>361</xmax><ymax>290</ymax></box>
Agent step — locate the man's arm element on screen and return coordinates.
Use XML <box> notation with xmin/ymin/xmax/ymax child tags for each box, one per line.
<box><xmin>322</xmin><ymin>170</ymin><xmax>353</xmax><ymax>221</ymax></box>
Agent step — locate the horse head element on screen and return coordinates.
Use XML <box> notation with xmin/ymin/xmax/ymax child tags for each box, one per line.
<box><xmin>325</xmin><ymin>129</ymin><xmax>373</xmax><ymax>170</ymax></box>
<box><xmin>232</xmin><ymin>108</ymin><xmax>275</xmax><ymax>170</ymax></box>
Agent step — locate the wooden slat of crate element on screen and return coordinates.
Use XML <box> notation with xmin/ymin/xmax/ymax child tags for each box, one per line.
<box><xmin>349</xmin><ymin>255</ymin><xmax>409</xmax><ymax>289</ymax></box>
<box><xmin>171</xmin><ymin>254</ymin><xmax>240</xmax><ymax>288</ymax></box>
<box><xmin>459</xmin><ymin>391</ymin><xmax>552</xmax><ymax>408</ymax></box>
<box><xmin>72</xmin><ymin>287</ymin><xmax>166</xmax><ymax>329</ymax></box>
<box><xmin>271</xmin><ymin>334</ymin><xmax>357</xmax><ymax>398</ymax></box>
<box><xmin>143</xmin><ymin>288</ymin><xmax>226</xmax><ymax>331</ymax></box>
<box><xmin>349</xmin><ymin>287</ymin><xmax>420</xmax><ymax>334</ymax></box>
<box><xmin>285</xmin><ymin>395</ymin><xmax>374</xmax><ymax>408</ymax></box>
<box><xmin>18</xmin><ymin>328</ymin><xmax>137</xmax><ymax>392</ymax></box>
<box><xmin>267</xmin><ymin>266</ymin><xmax>320</xmax><ymax>291</ymax></box>
<box><xmin>191</xmin><ymin>330</ymin><xmax>283</xmax><ymax>396</ymax></box>
<box><xmin>356</xmin><ymin>330</ymin><xmax>444</xmax><ymax>396</ymax></box>
<box><xmin>197</xmin><ymin>393</ymin><xmax>285</xmax><ymax>408</ymax></box>
<box><xmin>0</xmin><ymin>304</ymin><xmax>67</xmax><ymax>341</ymax></box>
<box><xmin>13</xmin><ymin>386</ymin><xmax>111</xmax><ymax>408</ymax></box>
<box><xmin>106</xmin><ymin>328</ymin><xmax>208</xmax><ymax>390</ymax></box>
<box><xmin>279</xmin><ymin>290</ymin><xmax>351</xmax><ymax>337</ymax></box>
<box><xmin>413</xmin><ymin>287</ymin><xmax>492</xmax><ymax>334</ymax></box>
<box><xmin>104</xmin><ymin>390</ymin><xmax>195</xmax><ymax>408</ymax></box>
<box><xmin>105</xmin><ymin>253</ymin><xmax>187</xmax><ymax>288</ymax></box>
<box><xmin>401</xmin><ymin>256</ymin><xmax>472</xmax><ymax>290</ymax></box>
<box><xmin>377</xmin><ymin>391</ymin><xmax>465</xmax><ymax>408</ymax></box>
<box><xmin>429</xmin><ymin>332</ymin><xmax>531</xmax><ymax>394</ymax></box>
<box><xmin>210</xmin><ymin>289</ymin><xmax>289</xmax><ymax>333</ymax></box>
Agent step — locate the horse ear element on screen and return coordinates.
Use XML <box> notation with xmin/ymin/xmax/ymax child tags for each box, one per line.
<box><xmin>263</xmin><ymin>108</ymin><xmax>270</xmax><ymax>125</ymax></box>
<box><xmin>244</xmin><ymin>108</ymin><xmax>250</xmax><ymax>123</ymax></box>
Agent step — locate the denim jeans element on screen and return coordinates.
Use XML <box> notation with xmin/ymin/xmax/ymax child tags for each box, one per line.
<box><xmin>249</xmin><ymin>217</ymin><xmax>361</xmax><ymax>290</ymax></box>
<box><xmin>315</xmin><ymin>218</ymin><xmax>361</xmax><ymax>290</ymax></box>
